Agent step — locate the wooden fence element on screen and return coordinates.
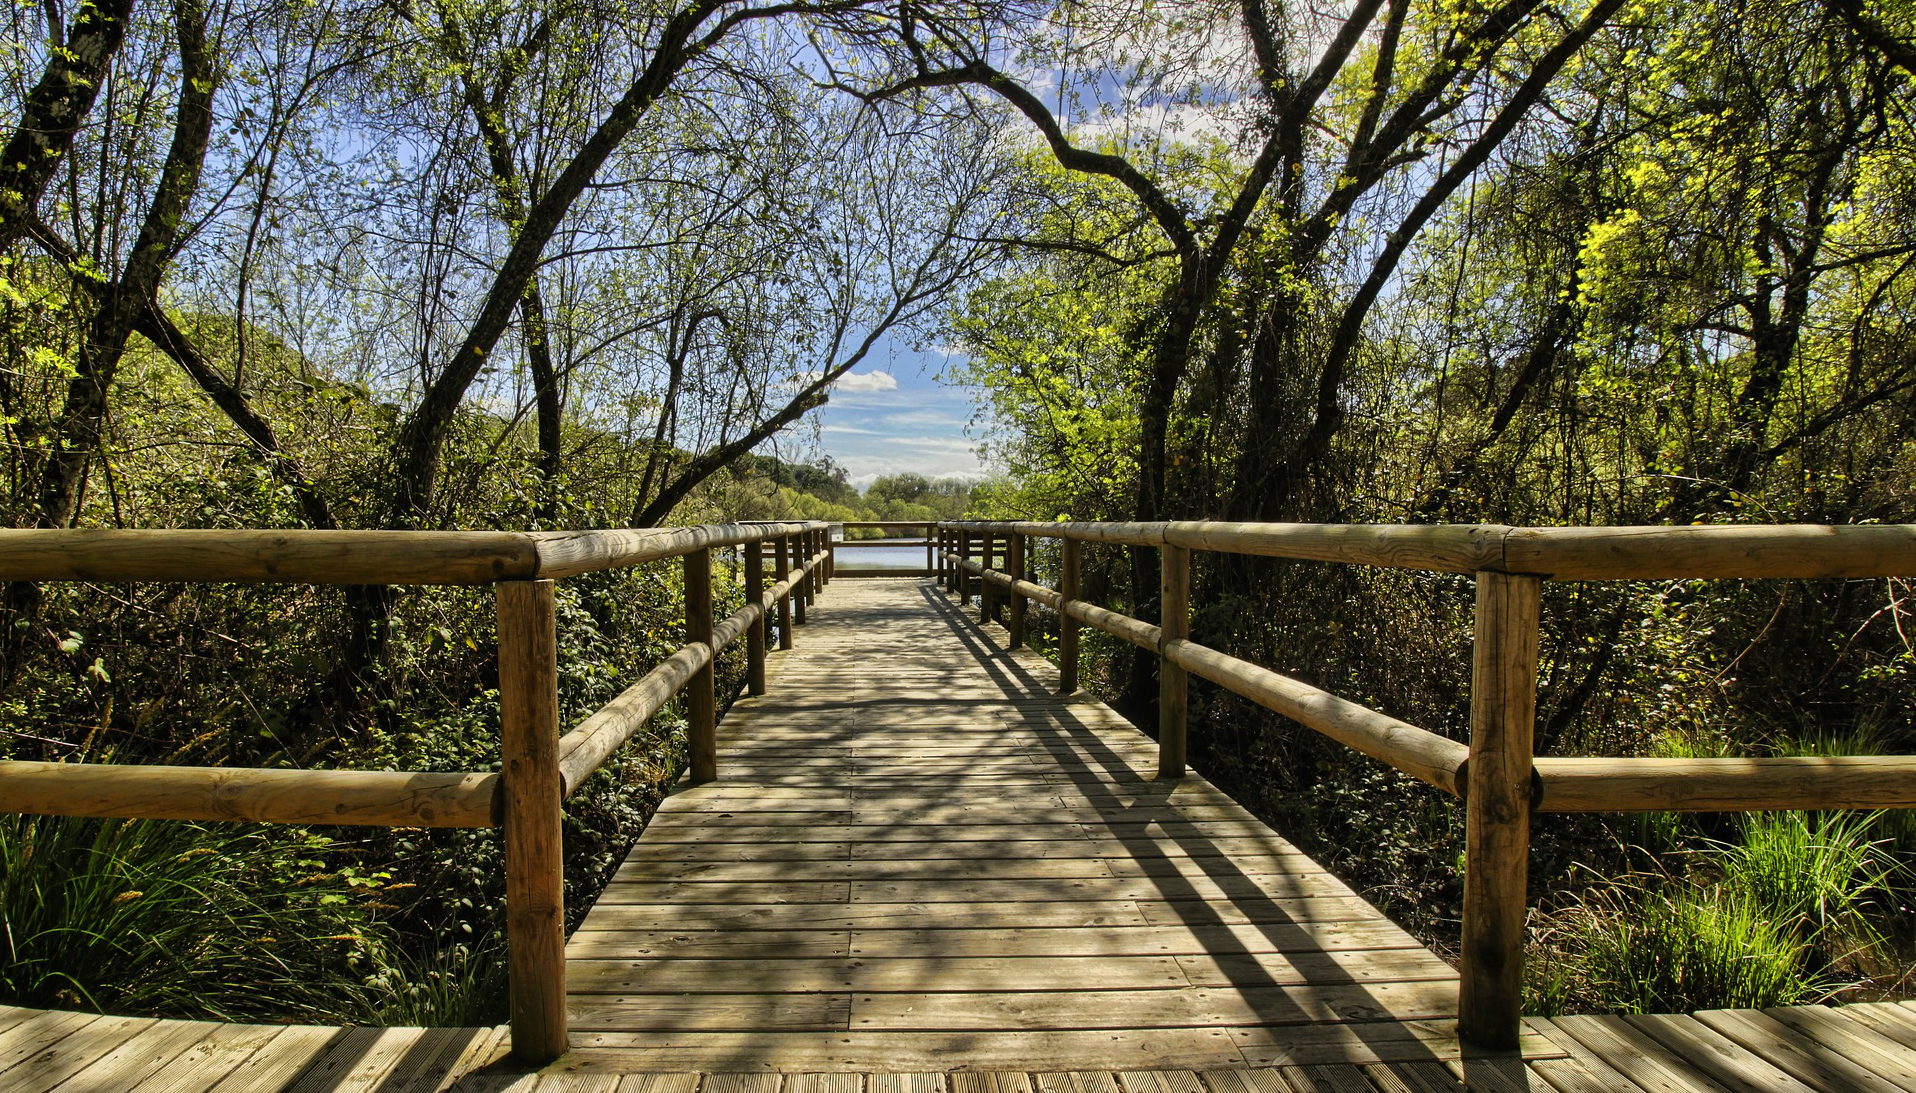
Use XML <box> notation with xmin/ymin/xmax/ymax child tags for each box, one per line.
<box><xmin>934</xmin><ymin>519</ymin><xmax>1916</xmax><ymax>1050</ymax></box>
<box><xmin>0</xmin><ymin>522</ymin><xmax>836</xmax><ymax>1065</ymax></box>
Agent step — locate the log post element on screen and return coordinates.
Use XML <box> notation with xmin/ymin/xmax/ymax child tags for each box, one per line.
<box><xmin>1007</xmin><ymin>532</ymin><xmax>1026</xmax><ymax>648</ymax></box>
<box><xmin>1158</xmin><ymin>544</ymin><xmax>1190</xmax><ymax>779</ymax></box>
<box><xmin>498</xmin><ymin>579</ymin><xmax>568</xmax><ymax>1064</ymax></box>
<box><xmin>685</xmin><ymin>548</ymin><xmax>716</xmax><ymax>784</ymax></box>
<box><xmin>981</xmin><ymin>532</ymin><xmax>998</xmax><ymax>623</ymax></box>
<box><xmin>926</xmin><ymin>528</ymin><xmax>934</xmax><ymax>576</ymax></box>
<box><xmin>959</xmin><ymin>529</ymin><xmax>972</xmax><ymax>605</ymax></box>
<box><xmin>792</xmin><ymin>534</ymin><xmax>808</xmax><ymax>625</ymax></box>
<box><xmin>826</xmin><ymin>529</ymin><xmax>836</xmax><ymax>584</ymax></box>
<box><xmin>1459</xmin><ymin>571</ymin><xmax>1542</xmax><ymax>1050</ymax></box>
<box><xmin>1060</xmin><ymin>537</ymin><xmax>1081</xmax><ymax>694</ymax></box>
<box><xmin>745</xmin><ymin>539</ymin><xmax>766</xmax><ymax>696</ymax></box>
<box><xmin>776</xmin><ymin>535</ymin><xmax>794</xmax><ymax>650</ymax></box>
<box><xmin>807</xmin><ymin>530</ymin><xmax>821</xmax><ymax>600</ymax></box>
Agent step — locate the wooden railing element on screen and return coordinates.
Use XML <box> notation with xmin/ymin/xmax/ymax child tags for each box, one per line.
<box><xmin>834</xmin><ymin>520</ymin><xmax>937</xmax><ymax>576</ymax></box>
<box><xmin>934</xmin><ymin>519</ymin><xmax>1916</xmax><ymax>1049</ymax></box>
<box><xmin>0</xmin><ymin>521</ymin><xmax>836</xmax><ymax>1064</ymax></box>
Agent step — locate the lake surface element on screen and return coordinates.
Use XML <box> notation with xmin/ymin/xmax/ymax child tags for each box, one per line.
<box><xmin>834</xmin><ymin>540</ymin><xmax>935</xmax><ymax>571</ymax></box>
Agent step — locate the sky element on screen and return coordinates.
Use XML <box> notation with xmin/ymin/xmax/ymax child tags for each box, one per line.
<box><xmin>771</xmin><ymin>333</ymin><xmax>992</xmax><ymax>492</ymax></box>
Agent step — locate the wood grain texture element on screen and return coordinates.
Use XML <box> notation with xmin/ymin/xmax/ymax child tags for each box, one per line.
<box><xmin>1458</xmin><ymin>572</ymin><xmax>1541</xmax><ymax>1051</ymax></box>
<box><xmin>500</xmin><ymin>580</ymin><xmax>569</xmax><ymax>1064</ymax></box>
<box><xmin>0</xmin><ymin>760</ymin><xmax>497</xmax><ymax>828</ymax></box>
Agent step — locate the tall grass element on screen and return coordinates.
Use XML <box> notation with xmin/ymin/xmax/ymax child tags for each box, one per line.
<box><xmin>1573</xmin><ymin>883</ymin><xmax>1820</xmax><ymax>1013</ymax></box>
<box><xmin>1532</xmin><ymin>805</ymin><xmax>1895</xmax><ymax>1015</ymax></box>
<box><xmin>1724</xmin><ymin>810</ymin><xmax>1893</xmax><ymax>962</ymax></box>
<box><xmin>0</xmin><ymin>814</ymin><xmax>390</xmax><ymax>1021</ymax></box>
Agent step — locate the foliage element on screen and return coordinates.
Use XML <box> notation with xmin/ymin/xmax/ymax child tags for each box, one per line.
<box><xmin>0</xmin><ymin>815</ymin><xmax>392</xmax><ymax>1021</ymax></box>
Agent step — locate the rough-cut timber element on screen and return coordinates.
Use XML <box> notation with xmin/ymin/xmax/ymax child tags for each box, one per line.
<box><xmin>565</xmin><ymin>579</ymin><xmax>1474</xmax><ymax>1072</ymax></box>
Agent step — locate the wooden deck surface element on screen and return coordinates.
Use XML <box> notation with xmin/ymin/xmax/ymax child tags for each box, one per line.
<box><xmin>10</xmin><ymin>576</ymin><xmax>1916</xmax><ymax>1090</ymax></box>
<box><xmin>564</xmin><ymin>579</ymin><xmax>1478</xmax><ymax>1073</ymax></box>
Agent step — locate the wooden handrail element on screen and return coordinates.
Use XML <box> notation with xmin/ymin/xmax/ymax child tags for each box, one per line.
<box><xmin>0</xmin><ymin>521</ymin><xmax>826</xmax><ymax>586</ymax></box>
<box><xmin>0</xmin><ymin>761</ymin><xmax>499</xmax><ymax>827</ymax></box>
<box><xmin>942</xmin><ymin>519</ymin><xmax>1916</xmax><ymax>579</ymax></box>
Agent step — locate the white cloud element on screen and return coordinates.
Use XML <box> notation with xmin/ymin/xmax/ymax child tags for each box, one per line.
<box><xmin>826</xmin><ymin>370</ymin><xmax>900</xmax><ymax>394</ymax></box>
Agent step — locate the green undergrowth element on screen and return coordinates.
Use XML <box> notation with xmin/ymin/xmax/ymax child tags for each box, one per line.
<box><xmin>1529</xmin><ymin>808</ymin><xmax>1902</xmax><ymax>1015</ymax></box>
<box><xmin>0</xmin><ymin>814</ymin><xmax>393</xmax><ymax>1021</ymax></box>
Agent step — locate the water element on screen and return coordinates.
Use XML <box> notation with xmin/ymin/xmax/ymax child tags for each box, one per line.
<box><xmin>833</xmin><ymin>540</ymin><xmax>934</xmax><ymax>571</ymax></box>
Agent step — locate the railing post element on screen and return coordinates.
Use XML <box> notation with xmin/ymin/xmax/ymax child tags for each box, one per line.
<box><xmin>745</xmin><ymin>538</ymin><xmax>766</xmax><ymax>696</ymax></box>
<box><xmin>498</xmin><ymin>579</ymin><xmax>567</xmax><ymax>1064</ymax></box>
<box><xmin>1060</xmin><ymin>537</ymin><xmax>1081</xmax><ymax>694</ymax></box>
<box><xmin>776</xmin><ymin>535</ymin><xmax>794</xmax><ymax>649</ymax></box>
<box><xmin>792</xmin><ymin>534</ymin><xmax>808</xmax><ymax>625</ymax></box>
<box><xmin>806</xmin><ymin>530</ymin><xmax>821</xmax><ymax>601</ymax></box>
<box><xmin>1158</xmin><ymin>544</ymin><xmax>1189</xmax><ymax>779</ymax></box>
<box><xmin>1007</xmin><ymin>532</ymin><xmax>1026</xmax><ymax>649</ymax></box>
<box><xmin>826</xmin><ymin>528</ymin><xmax>836</xmax><ymax>584</ymax></box>
<box><xmin>1459</xmin><ymin>571</ymin><xmax>1542</xmax><ymax>1050</ymax></box>
<box><xmin>926</xmin><ymin>526</ymin><xmax>933</xmax><ymax>576</ymax></box>
<box><xmin>981</xmin><ymin>531</ymin><xmax>998</xmax><ymax>623</ymax></box>
<box><xmin>958</xmin><ymin>529</ymin><xmax>972</xmax><ymax>605</ymax></box>
<box><xmin>685</xmin><ymin>548</ymin><xmax>717</xmax><ymax>785</ymax></box>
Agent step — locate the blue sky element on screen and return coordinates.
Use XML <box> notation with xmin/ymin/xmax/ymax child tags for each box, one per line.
<box><xmin>773</xmin><ymin>334</ymin><xmax>990</xmax><ymax>491</ymax></box>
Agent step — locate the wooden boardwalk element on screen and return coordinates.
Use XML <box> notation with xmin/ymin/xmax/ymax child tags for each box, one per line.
<box><xmin>563</xmin><ymin>579</ymin><xmax>1495</xmax><ymax>1072</ymax></box>
<box><xmin>11</xmin><ymin>576</ymin><xmax>1916</xmax><ymax>1089</ymax></box>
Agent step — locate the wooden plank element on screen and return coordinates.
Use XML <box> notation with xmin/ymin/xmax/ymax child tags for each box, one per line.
<box><xmin>111</xmin><ymin>1022</ymin><xmax>290</xmax><ymax>1093</ymax></box>
<box><xmin>846</xmin><ymin>982</ymin><xmax>1458</xmax><ymax>1031</ymax></box>
<box><xmin>1545</xmin><ymin>1014</ymin><xmax>1729</xmax><ymax>1093</ymax></box>
<box><xmin>560</xmin><ymin>1030</ymin><xmax>1246</xmax><ymax>1072</ymax></box>
<box><xmin>1843</xmin><ymin>1003</ymin><xmax>1916</xmax><ymax>1053</ymax></box>
<box><xmin>952</xmin><ymin>1075</ymin><xmax>1033</xmax><ymax>1093</ymax></box>
<box><xmin>1033</xmin><ymin>1073</ymin><xmax>1120</xmax><ymax>1093</ymax></box>
<box><xmin>869</xmin><ymin>1074</ymin><xmax>947</xmax><ymax>1093</ymax></box>
<box><xmin>567</xmin><ymin>994</ymin><xmax>851</xmax><ymax>1031</ymax></box>
<box><xmin>1115</xmin><ymin>1073</ymin><xmax>1201</xmax><ymax>1093</ymax></box>
<box><xmin>1230</xmin><ymin>1019</ymin><xmax>1566</xmax><ymax>1068</ymax></box>
<box><xmin>1762</xmin><ymin>1005</ymin><xmax>1916</xmax><ymax>1091</ymax></box>
<box><xmin>617</xmin><ymin>1076</ymin><xmax>702</xmax><ymax>1093</ymax></box>
<box><xmin>0</xmin><ymin>1010</ymin><xmax>99</xmax><ymax>1077</ymax></box>
<box><xmin>1362</xmin><ymin>1061</ymin><xmax>1464</xmax><ymax>1093</ymax></box>
<box><xmin>704</xmin><ymin>1074</ymin><xmax>782</xmax><ymax>1093</ymax></box>
<box><xmin>1621</xmin><ymin>1012</ymin><xmax>1820</xmax><ymax>1093</ymax></box>
<box><xmin>1290</xmin><ymin>1064</ymin><xmax>1376</xmax><ymax>1093</ymax></box>
<box><xmin>204</xmin><ymin>1025</ymin><xmax>348</xmax><ymax>1093</ymax></box>
<box><xmin>568</xmin><ymin>956</ymin><xmax>1189</xmax><ymax>994</ymax></box>
<box><xmin>1694</xmin><ymin>1008</ymin><xmax>1908</xmax><ymax>1093</ymax></box>
<box><xmin>35</xmin><ymin>1016</ymin><xmax>208</xmax><ymax>1093</ymax></box>
<box><xmin>1</xmin><ymin>1015</ymin><xmax>154</xmax><ymax>1093</ymax></box>
<box><xmin>846</xmin><ymin>922</ymin><xmax>1428</xmax><ymax>959</ymax></box>
<box><xmin>785</xmin><ymin>1074</ymin><xmax>864</xmax><ymax>1093</ymax></box>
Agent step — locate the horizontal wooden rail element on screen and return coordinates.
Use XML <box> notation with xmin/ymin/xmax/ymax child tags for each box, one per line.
<box><xmin>0</xmin><ymin>522</ymin><xmax>828</xmax><ymax>586</ymax></box>
<box><xmin>0</xmin><ymin>761</ymin><xmax>498</xmax><ymax>827</ymax></box>
<box><xmin>941</xmin><ymin>520</ymin><xmax>1916</xmax><ymax>580</ymax></box>
<box><xmin>1534</xmin><ymin>755</ymin><xmax>1916</xmax><ymax>812</ymax></box>
<box><xmin>1164</xmin><ymin>639</ymin><xmax>1467</xmax><ymax>796</ymax></box>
